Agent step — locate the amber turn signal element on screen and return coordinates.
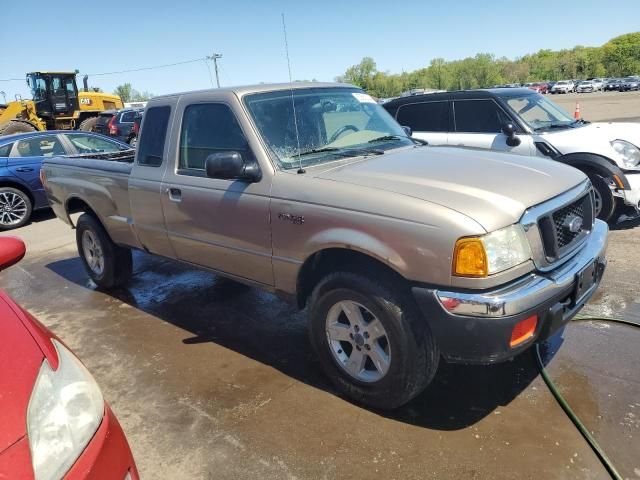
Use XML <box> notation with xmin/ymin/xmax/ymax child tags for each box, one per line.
<box><xmin>510</xmin><ymin>315</ymin><xmax>538</xmax><ymax>348</ymax></box>
<box><xmin>452</xmin><ymin>238</ymin><xmax>488</xmax><ymax>277</ymax></box>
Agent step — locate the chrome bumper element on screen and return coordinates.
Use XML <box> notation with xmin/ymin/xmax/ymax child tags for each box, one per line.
<box><xmin>436</xmin><ymin>219</ymin><xmax>608</xmax><ymax>318</ymax></box>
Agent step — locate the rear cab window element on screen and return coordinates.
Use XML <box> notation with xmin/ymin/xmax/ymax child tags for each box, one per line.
<box><xmin>137</xmin><ymin>106</ymin><xmax>171</xmax><ymax>167</ymax></box>
<box><xmin>396</xmin><ymin>101</ymin><xmax>449</xmax><ymax>132</ymax></box>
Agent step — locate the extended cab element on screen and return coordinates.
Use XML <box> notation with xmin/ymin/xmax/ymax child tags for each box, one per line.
<box><xmin>42</xmin><ymin>83</ymin><xmax>608</xmax><ymax>409</ymax></box>
<box><xmin>384</xmin><ymin>88</ymin><xmax>640</xmax><ymax>223</ymax></box>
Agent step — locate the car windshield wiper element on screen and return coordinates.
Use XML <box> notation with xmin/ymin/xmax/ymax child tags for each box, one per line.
<box><xmin>368</xmin><ymin>134</ymin><xmax>428</xmax><ymax>146</ymax></box>
<box><xmin>294</xmin><ymin>146</ymin><xmax>351</xmax><ymax>158</ymax></box>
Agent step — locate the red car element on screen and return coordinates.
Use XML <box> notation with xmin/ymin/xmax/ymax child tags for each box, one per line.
<box><xmin>525</xmin><ymin>82</ymin><xmax>549</xmax><ymax>94</ymax></box>
<box><xmin>0</xmin><ymin>237</ymin><xmax>138</xmax><ymax>480</ymax></box>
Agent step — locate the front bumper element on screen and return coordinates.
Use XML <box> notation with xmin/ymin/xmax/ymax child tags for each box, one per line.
<box><xmin>620</xmin><ymin>172</ymin><xmax>640</xmax><ymax>211</ymax></box>
<box><xmin>65</xmin><ymin>403</ymin><xmax>139</xmax><ymax>479</ymax></box>
<box><xmin>412</xmin><ymin>220</ymin><xmax>608</xmax><ymax>364</ymax></box>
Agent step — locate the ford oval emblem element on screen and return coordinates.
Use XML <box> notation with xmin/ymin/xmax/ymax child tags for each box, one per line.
<box><xmin>564</xmin><ymin>214</ymin><xmax>583</xmax><ymax>234</ymax></box>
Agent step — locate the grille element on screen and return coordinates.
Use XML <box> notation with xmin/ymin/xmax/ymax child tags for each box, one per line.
<box><xmin>538</xmin><ymin>192</ymin><xmax>593</xmax><ymax>261</ymax></box>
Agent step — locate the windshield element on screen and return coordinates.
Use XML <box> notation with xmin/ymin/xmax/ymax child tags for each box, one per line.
<box><xmin>502</xmin><ymin>93</ymin><xmax>577</xmax><ymax>131</ymax></box>
<box><xmin>243</xmin><ymin>87</ymin><xmax>412</xmax><ymax>169</ymax></box>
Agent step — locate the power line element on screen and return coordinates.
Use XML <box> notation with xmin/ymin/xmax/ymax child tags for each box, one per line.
<box><xmin>85</xmin><ymin>57</ymin><xmax>207</xmax><ymax>76</ymax></box>
<box><xmin>1</xmin><ymin>56</ymin><xmax>208</xmax><ymax>82</ymax></box>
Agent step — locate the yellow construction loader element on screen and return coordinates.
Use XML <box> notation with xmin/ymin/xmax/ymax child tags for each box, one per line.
<box><xmin>0</xmin><ymin>72</ymin><xmax>123</xmax><ymax>135</ymax></box>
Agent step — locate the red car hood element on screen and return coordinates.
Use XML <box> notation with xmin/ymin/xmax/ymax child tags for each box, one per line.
<box><xmin>0</xmin><ymin>292</ymin><xmax>45</xmax><ymax>454</ymax></box>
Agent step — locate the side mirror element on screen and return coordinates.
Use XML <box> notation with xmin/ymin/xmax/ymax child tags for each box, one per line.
<box><xmin>501</xmin><ymin>123</ymin><xmax>521</xmax><ymax>147</ymax></box>
<box><xmin>205</xmin><ymin>151</ymin><xmax>261</xmax><ymax>182</ymax></box>
<box><xmin>401</xmin><ymin>126</ymin><xmax>412</xmax><ymax>137</ymax></box>
<box><xmin>0</xmin><ymin>236</ymin><xmax>26</xmax><ymax>271</ymax></box>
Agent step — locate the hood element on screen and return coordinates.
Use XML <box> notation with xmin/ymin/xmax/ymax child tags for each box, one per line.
<box><xmin>543</xmin><ymin>122</ymin><xmax>640</xmax><ymax>157</ymax></box>
<box><xmin>315</xmin><ymin>146</ymin><xmax>585</xmax><ymax>232</ymax></box>
<box><xmin>0</xmin><ymin>294</ymin><xmax>44</xmax><ymax>453</ymax></box>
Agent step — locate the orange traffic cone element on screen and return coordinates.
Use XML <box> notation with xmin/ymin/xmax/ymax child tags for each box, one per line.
<box><xmin>574</xmin><ymin>102</ymin><xmax>581</xmax><ymax>120</ymax></box>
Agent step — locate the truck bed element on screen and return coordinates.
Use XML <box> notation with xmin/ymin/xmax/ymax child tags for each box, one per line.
<box><xmin>42</xmin><ymin>151</ymin><xmax>138</xmax><ymax>248</ymax></box>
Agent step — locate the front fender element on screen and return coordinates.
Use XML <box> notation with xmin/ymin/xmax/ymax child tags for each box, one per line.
<box><xmin>557</xmin><ymin>152</ymin><xmax>630</xmax><ymax>189</ymax></box>
<box><xmin>303</xmin><ymin>228</ymin><xmax>408</xmax><ymax>274</ymax></box>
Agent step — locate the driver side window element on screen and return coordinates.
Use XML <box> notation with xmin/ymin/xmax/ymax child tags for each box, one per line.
<box><xmin>179</xmin><ymin>103</ymin><xmax>250</xmax><ymax>173</ymax></box>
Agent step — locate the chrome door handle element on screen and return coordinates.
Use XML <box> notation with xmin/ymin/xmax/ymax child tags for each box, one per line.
<box><xmin>166</xmin><ymin>187</ymin><xmax>182</xmax><ymax>202</ymax></box>
<box><xmin>16</xmin><ymin>167</ymin><xmax>34</xmax><ymax>172</ymax></box>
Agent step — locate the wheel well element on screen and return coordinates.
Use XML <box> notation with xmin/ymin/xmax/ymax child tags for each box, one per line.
<box><xmin>296</xmin><ymin>248</ymin><xmax>406</xmax><ymax>309</ymax></box>
<box><xmin>0</xmin><ymin>181</ymin><xmax>34</xmax><ymax>205</ymax></box>
<box><xmin>558</xmin><ymin>152</ymin><xmax>630</xmax><ymax>189</ymax></box>
<box><xmin>65</xmin><ymin>197</ymin><xmax>98</xmax><ymax>226</ymax></box>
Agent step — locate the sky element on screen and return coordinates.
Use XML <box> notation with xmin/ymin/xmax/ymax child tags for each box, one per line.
<box><xmin>1</xmin><ymin>0</ymin><xmax>639</xmax><ymax>100</ymax></box>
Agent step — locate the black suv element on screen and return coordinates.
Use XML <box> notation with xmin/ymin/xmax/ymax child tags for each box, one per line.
<box><xmin>94</xmin><ymin>109</ymin><xmax>142</xmax><ymax>145</ymax></box>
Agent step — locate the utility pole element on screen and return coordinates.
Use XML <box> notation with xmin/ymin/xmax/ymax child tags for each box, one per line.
<box><xmin>207</xmin><ymin>53</ymin><xmax>223</xmax><ymax>88</ymax></box>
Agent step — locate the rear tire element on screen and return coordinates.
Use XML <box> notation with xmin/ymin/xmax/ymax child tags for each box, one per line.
<box><xmin>588</xmin><ymin>174</ymin><xmax>616</xmax><ymax>223</ymax></box>
<box><xmin>0</xmin><ymin>187</ymin><xmax>32</xmax><ymax>230</ymax></box>
<box><xmin>308</xmin><ymin>271</ymin><xmax>439</xmax><ymax>409</ymax></box>
<box><xmin>76</xmin><ymin>213</ymin><xmax>132</xmax><ymax>289</ymax></box>
<box><xmin>0</xmin><ymin>120</ymin><xmax>37</xmax><ymax>136</ymax></box>
<box><xmin>78</xmin><ymin>116</ymin><xmax>98</xmax><ymax>132</ymax></box>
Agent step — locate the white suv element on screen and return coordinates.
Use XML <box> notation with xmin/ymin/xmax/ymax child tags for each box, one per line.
<box><xmin>551</xmin><ymin>80</ymin><xmax>575</xmax><ymax>94</ymax></box>
<box><xmin>384</xmin><ymin>88</ymin><xmax>640</xmax><ymax>223</ymax></box>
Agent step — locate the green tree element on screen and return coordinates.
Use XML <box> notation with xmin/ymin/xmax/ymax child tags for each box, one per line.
<box><xmin>338</xmin><ymin>32</ymin><xmax>639</xmax><ymax>96</ymax></box>
<box><xmin>114</xmin><ymin>84</ymin><xmax>154</xmax><ymax>103</ymax></box>
<box><xmin>114</xmin><ymin>83</ymin><xmax>133</xmax><ymax>102</ymax></box>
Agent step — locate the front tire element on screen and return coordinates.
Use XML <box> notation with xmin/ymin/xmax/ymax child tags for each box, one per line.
<box><xmin>588</xmin><ymin>174</ymin><xmax>616</xmax><ymax>223</ymax></box>
<box><xmin>76</xmin><ymin>213</ymin><xmax>132</xmax><ymax>289</ymax></box>
<box><xmin>308</xmin><ymin>272</ymin><xmax>439</xmax><ymax>409</ymax></box>
<box><xmin>0</xmin><ymin>187</ymin><xmax>32</xmax><ymax>230</ymax></box>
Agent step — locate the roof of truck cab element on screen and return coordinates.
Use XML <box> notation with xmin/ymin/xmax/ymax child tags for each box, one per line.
<box><xmin>150</xmin><ymin>82</ymin><xmax>359</xmax><ymax>100</ymax></box>
<box><xmin>383</xmin><ymin>88</ymin><xmax>535</xmax><ymax>108</ymax></box>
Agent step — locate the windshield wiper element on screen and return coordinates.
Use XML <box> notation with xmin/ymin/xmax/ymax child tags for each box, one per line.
<box><xmin>368</xmin><ymin>135</ymin><xmax>428</xmax><ymax>146</ymax></box>
<box><xmin>294</xmin><ymin>146</ymin><xmax>351</xmax><ymax>158</ymax></box>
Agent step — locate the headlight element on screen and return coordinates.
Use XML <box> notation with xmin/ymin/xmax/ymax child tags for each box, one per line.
<box><xmin>27</xmin><ymin>340</ymin><xmax>104</xmax><ymax>480</ymax></box>
<box><xmin>453</xmin><ymin>224</ymin><xmax>531</xmax><ymax>277</ymax></box>
<box><xmin>611</xmin><ymin>139</ymin><xmax>640</xmax><ymax>168</ymax></box>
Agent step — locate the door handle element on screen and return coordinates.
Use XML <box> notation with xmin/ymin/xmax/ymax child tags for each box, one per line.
<box><xmin>15</xmin><ymin>167</ymin><xmax>34</xmax><ymax>172</ymax></box>
<box><xmin>166</xmin><ymin>187</ymin><xmax>182</xmax><ymax>202</ymax></box>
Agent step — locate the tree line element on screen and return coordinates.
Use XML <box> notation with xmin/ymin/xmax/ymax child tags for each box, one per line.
<box><xmin>337</xmin><ymin>32</ymin><xmax>640</xmax><ymax>98</ymax></box>
<box><xmin>113</xmin><ymin>83</ymin><xmax>154</xmax><ymax>103</ymax></box>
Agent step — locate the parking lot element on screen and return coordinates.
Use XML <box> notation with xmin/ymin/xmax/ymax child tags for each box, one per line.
<box><xmin>2</xmin><ymin>93</ymin><xmax>640</xmax><ymax>479</ymax></box>
<box><xmin>552</xmin><ymin>90</ymin><xmax>640</xmax><ymax>123</ymax></box>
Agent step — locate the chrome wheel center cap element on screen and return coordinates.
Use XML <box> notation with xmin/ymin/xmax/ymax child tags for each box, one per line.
<box><xmin>353</xmin><ymin>333</ymin><xmax>365</xmax><ymax>347</ymax></box>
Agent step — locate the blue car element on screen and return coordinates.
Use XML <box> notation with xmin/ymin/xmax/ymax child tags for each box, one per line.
<box><xmin>0</xmin><ymin>131</ymin><xmax>131</xmax><ymax>230</ymax></box>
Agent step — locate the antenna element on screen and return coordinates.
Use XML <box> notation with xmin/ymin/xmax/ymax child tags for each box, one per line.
<box><xmin>281</xmin><ymin>13</ymin><xmax>305</xmax><ymax>174</ymax></box>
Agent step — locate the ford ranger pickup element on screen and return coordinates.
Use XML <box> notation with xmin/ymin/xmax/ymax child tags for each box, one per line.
<box><xmin>41</xmin><ymin>83</ymin><xmax>608</xmax><ymax>409</ymax></box>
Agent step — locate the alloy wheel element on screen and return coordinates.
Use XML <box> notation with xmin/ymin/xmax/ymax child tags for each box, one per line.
<box><xmin>593</xmin><ymin>188</ymin><xmax>602</xmax><ymax>217</ymax></box>
<box><xmin>325</xmin><ymin>300</ymin><xmax>391</xmax><ymax>383</ymax></box>
<box><xmin>82</xmin><ymin>230</ymin><xmax>105</xmax><ymax>276</ymax></box>
<box><xmin>0</xmin><ymin>191</ymin><xmax>28</xmax><ymax>226</ymax></box>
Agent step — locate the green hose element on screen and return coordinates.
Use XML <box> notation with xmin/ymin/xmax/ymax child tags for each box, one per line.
<box><xmin>534</xmin><ymin>315</ymin><xmax>640</xmax><ymax>480</ymax></box>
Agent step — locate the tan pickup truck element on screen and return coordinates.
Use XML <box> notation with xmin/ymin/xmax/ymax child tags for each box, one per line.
<box><xmin>42</xmin><ymin>82</ymin><xmax>608</xmax><ymax>409</ymax></box>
